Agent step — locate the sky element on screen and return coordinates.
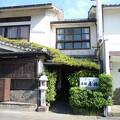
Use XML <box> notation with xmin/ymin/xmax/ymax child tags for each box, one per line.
<box><xmin>0</xmin><ymin>0</ymin><xmax>120</xmax><ymax>19</ymax></box>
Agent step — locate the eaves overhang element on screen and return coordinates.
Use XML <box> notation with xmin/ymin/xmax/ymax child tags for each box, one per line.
<box><xmin>51</xmin><ymin>18</ymin><xmax>96</xmax><ymax>24</ymax></box>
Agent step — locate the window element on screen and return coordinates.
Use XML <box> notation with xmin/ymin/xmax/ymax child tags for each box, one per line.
<box><xmin>56</xmin><ymin>27</ymin><xmax>90</xmax><ymax>50</ymax></box>
<box><xmin>0</xmin><ymin>16</ymin><xmax>31</xmax><ymax>23</ymax></box>
<box><xmin>0</xmin><ymin>25</ymin><xmax>30</xmax><ymax>40</ymax></box>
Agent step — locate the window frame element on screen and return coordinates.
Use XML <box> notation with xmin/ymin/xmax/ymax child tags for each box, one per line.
<box><xmin>0</xmin><ymin>25</ymin><xmax>30</xmax><ymax>41</ymax></box>
<box><xmin>56</xmin><ymin>27</ymin><xmax>91</xmax><ymax>50</ymax></box>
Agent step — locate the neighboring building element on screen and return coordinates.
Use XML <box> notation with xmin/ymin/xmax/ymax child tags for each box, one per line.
<box><xmin>0</xmin><ymin>3</ymin><xmax>120</xmax><ymax>104</ymax></box>
<box><xmin>89</xmin><ymin>4</ymin><xmax>120</xmax><ymax>104</ymax></box>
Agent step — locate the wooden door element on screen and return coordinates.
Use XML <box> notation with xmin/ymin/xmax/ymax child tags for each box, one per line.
<box><xmin>0</xmin><ymin>78</ymin><xmax>11</xmax><ymax>101</ymax></box>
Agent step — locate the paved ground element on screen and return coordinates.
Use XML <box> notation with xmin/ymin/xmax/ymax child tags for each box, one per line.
<box><xmin>0</xmin><ymin>110</ymin><xmax>120</xmax><ymax>120</ymax></box>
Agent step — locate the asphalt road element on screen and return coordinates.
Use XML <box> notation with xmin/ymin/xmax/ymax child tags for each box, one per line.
<box><xmin>0</xmin><ymin>110</ymin><xmax>120</xmax><ymax>120</ymax></box>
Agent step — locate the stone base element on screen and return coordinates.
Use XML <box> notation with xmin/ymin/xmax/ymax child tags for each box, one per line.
<box><xmin>36</xmin><ymin>106</ymin><xmax>49</xmax><ymax>112</ymax></box>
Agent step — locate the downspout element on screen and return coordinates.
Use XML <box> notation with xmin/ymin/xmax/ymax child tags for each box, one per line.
<box><xmin>96</xmin><ymin>0</ymin><xmax>103</xmax><ymax>42</ymax></box>
<box><xmin>95</xmin><ymin>0</ymin><xmax>104</xmax><ymax>73</ymax></box>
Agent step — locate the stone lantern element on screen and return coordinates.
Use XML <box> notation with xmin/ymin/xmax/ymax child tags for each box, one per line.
<box><xmin>37</xmin><ymin>73</ymin><xmax>48</xmax><ymax>112</ymax></box>
<box><xmin>39</xmin><ymin>73</ymin><xmax>48</xmax><ymax>106</ymax></box>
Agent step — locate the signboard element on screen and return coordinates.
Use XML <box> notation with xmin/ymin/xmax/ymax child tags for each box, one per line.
<box><xmin>79</xmin><ymin>77</ymin><xmax>99</xmax><ymax>90</ymax></box>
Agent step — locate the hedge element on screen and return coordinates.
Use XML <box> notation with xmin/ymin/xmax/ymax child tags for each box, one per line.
<box><xmin>99</xmin><ymin>74</ymin><xmax>113</xmax><ymax>100</ymax></box>
<box><xmin>68</xmin><ymin>72</ymin><xmax>113</xmax><ymax>113</ymax></box>
<box><xmin>69</xmin><ymin>87</ymin><xmax>107</xmax><ymax>110</ymax></box>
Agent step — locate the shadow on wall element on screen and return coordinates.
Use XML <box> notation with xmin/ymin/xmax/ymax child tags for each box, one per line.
<box><xmin>113</xmin><ymin>88</ymin><xmax>120</xmax><ymax>105</ymax></box>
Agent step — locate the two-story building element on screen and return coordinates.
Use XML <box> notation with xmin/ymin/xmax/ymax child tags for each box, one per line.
<box><xmin>0</xmin><ymin>3</ymin><xmax>120</xmax><ymax>104</ymax></box>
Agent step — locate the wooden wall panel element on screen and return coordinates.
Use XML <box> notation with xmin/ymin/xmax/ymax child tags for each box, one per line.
<box><xmin>0</xmin><ymin>60</ymin><xmax>36</xmax><ymax>79</ymax></box>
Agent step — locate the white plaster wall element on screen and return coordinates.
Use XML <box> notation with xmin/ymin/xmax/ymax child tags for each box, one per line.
<box><xmin>101</xmin><ymin>8</ymin><xmax>120</xmax><ymax>74</ymax></box>
<box><xmin>103</xmin><ymin>8</ymin><xmax>120</xmax><ymax>46</ymax></box>
<box><xmin>51</xmin><ymin>22</ymin><xmax>97</xmax><ymax>56</ymax></box>
<box><xmin>30</xmin><ymin>10</ymin><xmax>61</xmax><ymax>47</ymax></box>
<box><xmin>110</xmin><ymin>58</ymin><xmax>120</xmax><ymax>90</ymax></box>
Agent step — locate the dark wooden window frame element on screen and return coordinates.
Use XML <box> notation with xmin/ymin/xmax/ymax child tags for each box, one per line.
<box><xmin>0</xmin><ymin>16</ymin><xmax>31</xmax><ymax>23</ymax></box>
<box><xmin>56</xmin><ymin>27</ymin><xmax>91</xmax><ymax>50</ymax></box>
<box><xmin>0</xmin><ymin>25</ymin><xmax>30</xmax><ymax>41</ymax></box>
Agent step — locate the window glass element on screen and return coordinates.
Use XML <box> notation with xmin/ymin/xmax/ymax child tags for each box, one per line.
<box><xmin>65</xmin><ymin>29</ymin><xmax>73</xmax><ymax>34</ymax></box>
<box><xmin>56</xmin><ymin>27</ymin><xmax>90</xmax><ymax>50</ymax></box>
<box><xmin>7</xmin><ymin>27</ymin><xmax>17</xmax><ymax>38</ymax></box>
<box><xmin>57</xmin><ymin>43</ymin><xmax>64</xmax><ymax>49</ymax></box>
<box><xmin>82</xmin><ymin>34</ymin><xmax>89</xmax><ymax>40</ymax></box>
<box><xmin>74</xmin><ymin>35</ymin><xmax>81</xmax><ymax>40</ymax></box>
<box><xmin>82</xmin><ymin>28</ymin><xmax>89</xmax><ymax>33</ymax></box>
<box><xmin>0</xmin><ymin>27</ymin><xmax>5</xmax><ymax>37</ymax></box>
<box><xmin>74</xmin><ymin>28</ymin><xmax>81</xmax><ymax>34</ymax></box>
<box><xmin>65</xmin><ymin>43</ymin><xmax>72</xmax><ymax>49</ymax></box>
<box><xmin>82</xmin><ymin>42</ymin><xmax>90</xmax><ymax>48</ymax></box>
<box><xmin>19</xmin><ymin>26</ymin><xmax>29</xmax><ymax>39</ymax></box>
<box><xmin>57</xmin><ymin>35</ymin><xmax>64</xmax><ymax>41</ymax></box>
<box><xmin>57</xmin><ymin>29</ymin><xmax>64</xmax><ymax>34</ymax></box>
<box><xmin>74</xmin><ymin>42</ymin><xmax>81</xmax><ymax>49</ymax></box>
<box><xmin>65</xmin><ymin>35</ymin><xmax>73</xmax><ymax>41</ymax></box>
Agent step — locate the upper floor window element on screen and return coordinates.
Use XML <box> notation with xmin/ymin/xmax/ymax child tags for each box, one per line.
<box><xmin>56</xmin><ymin>27</ymin><xmax>90</xmax><ymax>50</ymax></box>
<box><xmin>0</xmin><ymin>25</ymin><xmax>30</xmax><ymax>40</ymax></box>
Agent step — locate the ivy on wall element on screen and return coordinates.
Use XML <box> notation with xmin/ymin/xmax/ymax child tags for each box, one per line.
<box><xmin>46</xmin><ymin>71</ymin><xmax>57</xmax><ymax>104</ymax></box>
<box><xmin>0</xmin><ymin>37</ymin><xmax>100</xmax><ymax>70</ymax></box>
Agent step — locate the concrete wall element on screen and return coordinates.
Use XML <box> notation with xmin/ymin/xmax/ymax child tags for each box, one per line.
<box><xmin>110</xmin><ymin>57</ymin><xmax>120</xmax><ymax>104</ymax></box>
<box><xmin>10</xmin><ymin>90</ymin><xmax>37</xmax><ymax>104</ymax></box>
<box><xmin>100</xmin><ymin>8</ymin><xmax>120</xmax><ymax>74</ymax></box>
<box><xmin>51</xmin><ymin>22</ymin><xmax>97</xmax><ymax>56</ymax></box>
<box><xmin>103</xmin><ymin>8</ymin><xmax>120</xmax><ymax>44</ymax></box>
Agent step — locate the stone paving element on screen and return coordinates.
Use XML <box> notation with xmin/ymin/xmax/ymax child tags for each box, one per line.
<box><xmin>0</xmin><ymin>110</ymin><xmax>120</xmax><ymax>120</ymax></box>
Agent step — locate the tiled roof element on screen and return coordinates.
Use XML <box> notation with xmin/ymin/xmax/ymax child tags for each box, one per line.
<box><xmin>0</xmin><ymin>3</ymin><xmax>52</xmax><ymax>10</ymax></box>
<box><xmin>103</xmin><ymin>4</ymin><xmax>120</xmax><ymax>7</ymax></box>
<box><xmin>0</xmin><ymin>40</ymin><xmax>36</xmax><ymax>52</ymax></box>
<box><xmin>0</xmin><ymin>38</ymin><xmax>49</xmax><ymax>56</ymax></box>
<box><xmin>90</xmin><ymin>4</ymin><xmax>120</xmax><ymax>9</ymax></box>
<box><xmin>51</xmin><ymin>18</ymin><xmax>96</xmax><ymax>24</ymax></box>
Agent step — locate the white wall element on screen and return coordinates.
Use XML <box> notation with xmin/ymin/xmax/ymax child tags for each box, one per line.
<box><xmin>30</xmin><ymin>10</ymin><xmax>63</xmax><ymax>47</ymax></box>
<box><xmin>103</xmin><ymin>8</ymin><xmax>120</xmax><ymax>46</ymax></box>
<box><xmin>51</xmin><ymin>22</ymin><xmax>97</xmax><ymax>56</ymax></box>
<box><xmin>110</xmin><ymin>56</ymin><xmax>120</xmax><ymax>90</ymax></box>
<box><xmin>101</xmin><ymin>8</ymin><xmax>120</xmax><ymax>74</ymax></box>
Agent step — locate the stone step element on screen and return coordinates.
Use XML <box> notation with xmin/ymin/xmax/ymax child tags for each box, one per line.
<box><xmin>0</xmin><ymin>102</ymin><xmax>37</xmax><ymax>112</ymax></box>
<box><xmin>111</xmin><ymin>105</ymin><xmax>120</xmax><ymax>116</ymax></box>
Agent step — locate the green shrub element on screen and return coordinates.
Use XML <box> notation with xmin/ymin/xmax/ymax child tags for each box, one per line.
<box><xmin>69</xmin><ymin>87</ymin><xmax>107</xmax><ymax>110</ymax></box>
<box><xmin>46</xmin><ymin>71</ymin><xmax>57</xmax><ymax>104</ymax></box>
<box><xmin>99</xmin><ymin>74</ymin><xmax>113</xmax><ymax>99</ymax></box>
<box><xmin>68</xmin><ymin>70</ymin><xmax>99</xmax><ymax>87</ymax></box>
